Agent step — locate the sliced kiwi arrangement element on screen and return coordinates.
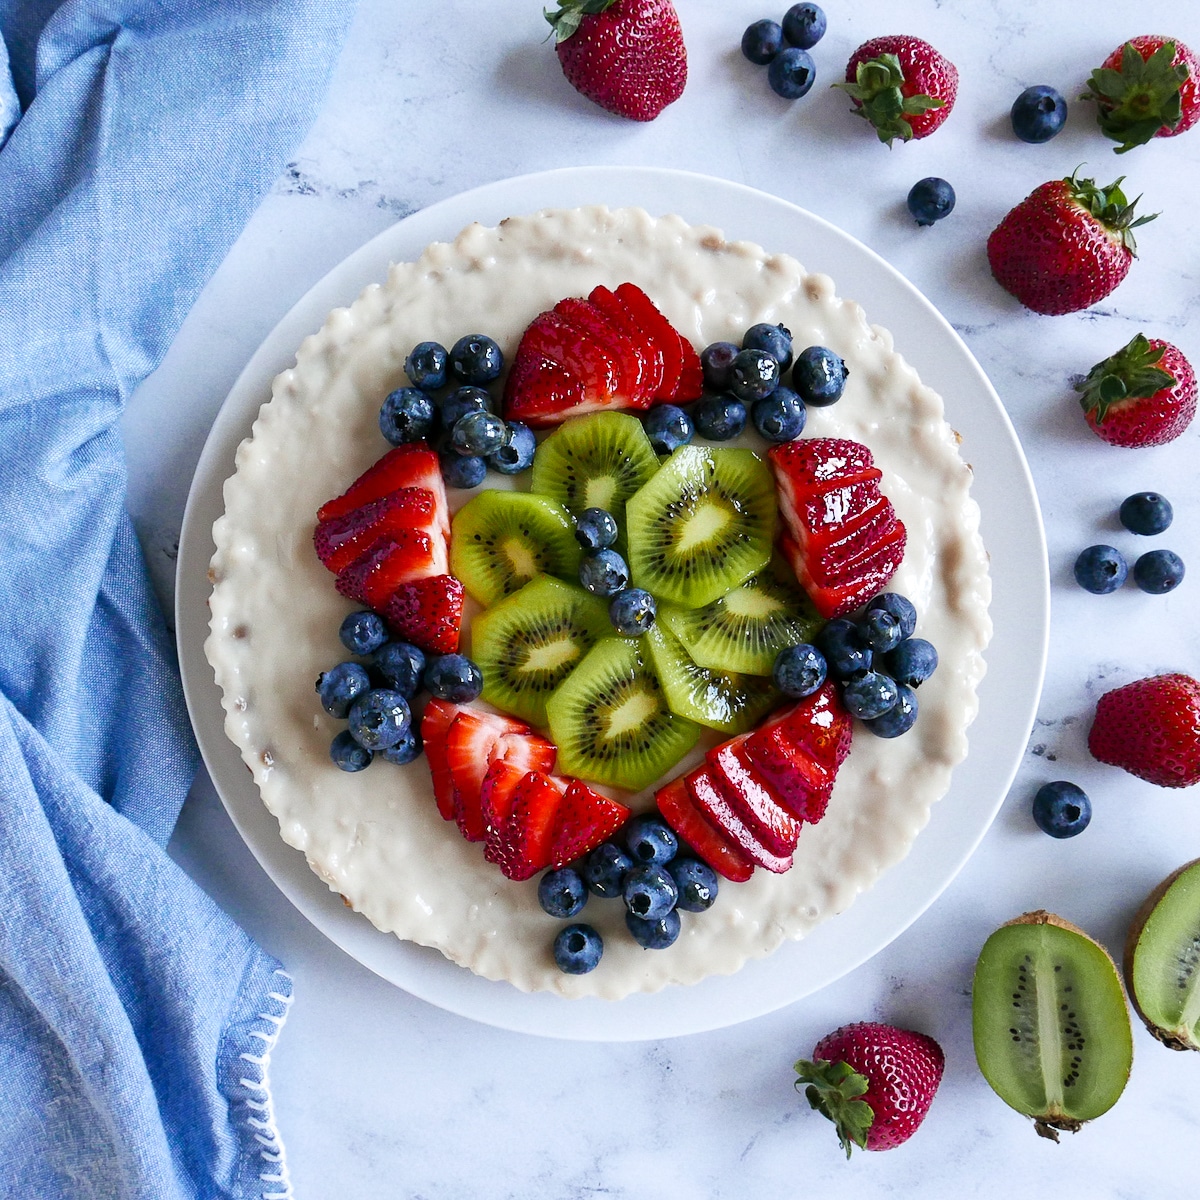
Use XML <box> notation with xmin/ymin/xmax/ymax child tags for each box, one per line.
<box><xmin>972</xmin><ymin>911</ymin><xmax>1133</xmax><ymax>1141</ymax></box>
<box><xmin>625</xmin><ymin>444</ymin><xmax>776</xmax><ymax>609</ymax></box>
<box><xmin>450</xmin><ymin>490</ymin><xmax>580</xmax><ymax>606</ymax></box>
<box><xmin>546</xmin><ymin>636</ymin><xmax>700</xmax><ymax>792</ymax></box>
<box><xmin>1124</xmin><ymin>858</ymin><xmax>1200</xmax><ymax>1052</ymax></box>
<box><xmin>469</xmin><ymin>575</ymin><xmax>611</xmax><ymax>726</ymax></box>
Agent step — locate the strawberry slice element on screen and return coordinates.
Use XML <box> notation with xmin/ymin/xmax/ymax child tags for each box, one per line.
<box><xmin>778</xmin><ymin>682</ymin><xmax>853</xmax><ymax>772</ymax></box>
<box><xmin>335</xmin><ymin>532</ymin><xmax>440</xmax><ymax>608</ymax></box>
<box><xmin>740</xmin><ymin>721</ymin><xmax>832</xmax><ymax>823</ymax></box>
<box><xmin>445</xmin><ymin>709</ymin><xmax>528</xmax><ymax>841</ymax></box>
<box><xmin>613</xmin><ymin>283</ymin><xmax>703</xmax><ymax>404</ymax></box>
<box><xmin>554</xmin><ymin>296</ymin><xmax>648</xmax><ymax>408</ymax></box>
<box><xmin>314</xmin><ymin>488</ymin><xmax>438</xmax><ymax>575</ymax></box>
<box><xmin>481</xmin><ymin>759</ymin><xmax>528</xmax><ymax>855</ymax></box>
<box><xmin>686</xmin><ymin>766</ymin><xmax>794</xmax><ymax>874</ymax></box>
<box><xmin>547</xmin><ymin>778</ymin><xmax>630</xmax><ymax>867</ymax></box>
<box><xmin>421</xmin><ymin>699</ymin><xmax>465</xmax><ymax>821</ymax></box>
<box><xmin>655</xmin><ymin>775</ymin><xmax>754</xmax><ymax>883</ymax></box>
<box><xmin>494</xmin><ymin>729</ymin><xmax>557</xmax><ymax>779</ymax></box>
<box><xmin>707</xmin><ymin>736</ymin><xmax>802</xmax><ymax>857</ymax></box>
<box><xmin>589</xmin><ymin>284</ymin><xmax>664</xmax><ymax>402</ymax></box>
<box><xmin>486</xmin><ymin>768</ymin><xmax>566</xmax><ymax>881</ymax></box>
<box><xmin>382</xmin><ymin>573</ymin><xmax>464</xmax><ymax>655</ymax></box>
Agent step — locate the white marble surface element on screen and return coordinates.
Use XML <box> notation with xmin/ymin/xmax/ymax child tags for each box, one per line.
<box><xmin>123</xmin><ymin>0</ymin><xmax>1200</xmax><ymax>1194</ymax></box>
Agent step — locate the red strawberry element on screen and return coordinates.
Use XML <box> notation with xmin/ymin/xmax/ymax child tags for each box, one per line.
<box><xmin>794</xmin><ymin>1022</ymin><xmax>945</xmax><ymax>1155</ymax></box>
<box><xmin>445</xmin><ymin>709</ymin><xmax>531</xmax><ymax>841</ymax></box>
<box><xmin>314</xmin><ymin>488</ymin><xmax>439</xmax><ymax>575</ymax></box>
<box><xmin>837</xmin><ymin>36</ymin><xmax>957</xmax><ymax>145</ymax></box>
<box><xmin>382</xmin><ymin>574</ymin><xmax>464</xmax><ymax>655</ymax></box>
<box><xmin>335</xmin><ymin>532</ymin><xmax>440</xmax><ymax>608</ymax></box>
<box><xmin>487</xmin><ymin>769</ymin><xmax>565</xmax><ymax>881</ymax></box>
<box><xmin>546</xmin><ymin>0</ymin><xmax>687</xmax><ymax>123</ymax></box>
<box><xmin>481</xmin><ymin>758</ymin><xmax>528</xmax><ymax>846</ymax></box>
<box><xmin>1088</xmin><ymin>673</ymin><xmax>1200</xmax><ymax>788</ymax></box>
<box><xmin>686</xmin><ymin>766</ymin><xmax>793</xmax><ymax>873</ymax></box>
<box><xmin>1082</xmin><ymin>36</ymin><xmax>1200</xmax><ymax>153</ymax></box>
<box><xmin>588</xmin><ymin>285</ymin><xmax>665</xmax><ymax>400</ymax></box>
<box><xmin>547</xmin><ymin>778</ymin><xmax>631</xmax><ymax>866</ymax></box>
<box><xmin>706</xmin><ymin>736</ymin><xmax>802</xmax><ymax>858</ymax></box>
<box><xmin>554</xmin><ymin>296</ymin><xmax>649</xmax><ymax>406</ymax></box>
<box><xmin>986</xmin><ymin>173</ymin><xmax>1157</xmax><ymax>315</ymax></box>
<box><xmin>654</xmin><ymin>774</ymin><xmax>754</xmax><ymax>883</ymax></box>
<box><xmin>769</xmin><ymin>438</ymin><xmax>907</xmax><ymax>619</ymax></box>
<box><xmin>1074</xmin><ymin>333</ymin><xmax>1197</xmax><ymax>448</ymax></box>
<box><xmin>613</xmin><ymin>282</ymin><xmax>703</xmax><ymax>404</ymax></box>
<box><xmin>421</xmin><ymin>699</ymin><xmax>464</xmax><ymax>820</ymax></box>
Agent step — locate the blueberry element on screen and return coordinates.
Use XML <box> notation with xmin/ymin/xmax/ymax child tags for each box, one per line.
<box><xmin>885</xmin><ymin>638</ymin><xmax>938</xmax><ymax>688</ymax></box>
<box><xmin>792</xmin><ymin>346</ymin><xmax>847</xmax><ymax>406</ymax></box>
<box><xmin>404</xmin><ymin>341</ymin><xmax>448</xmax><ymax>391</ymax></box>
<box><xmin>379</xmin><ymin>386</ymin><xmax>437</xmax><ymax>446</ymax></box>
<box><xmin>842</xmin><ymin>671</ymin><xmax>900</xmax><ymax>721</ymax></box>
<box><xmin>371</xmin><ymin>639</ymin><xmax>425</xmax><ymax>698</ymax></box>
<box><xmin>1032</xmin><ymin>781</ymin><xmax>1091</xmax><ymax>838</ymax></box>
<box><xmin>316</xmin><ymin>661</ymin><xmax>372</xmax><ymax>718</ymax></box>
<box><xmin>864</xmin><ymin>683</ymin><xmax>918</xmax><ymax>738</ymax></box>
<box><xmin>553</xmin><ymin>923</ymin><xmax>603</xmax><ymax>974</ymax></box>
<box><xmin>906</xmin><ymin>177</ymin><xmax>956</xmax><ymax>226</ymax></box>
<box><xmin>1073</xmin><ymin>544</ymin><xmax>1128</xmax><ymax>594</ymax></box>
<box><xmin>1119</xmin><ymin>491</ymin><xmax>1173</xmax><ymax>536</ymax></box>
<box><xmin>330</xmin><ymin>729</ymin><xmax>373</xmax><ymax>772</ymax></box>
<box><xmin>610</xmin><ymin>588</ymin><xmax>656</xmax><ymax>636</ymax></box>
<box><xmin>439</xmin><ymin>447</ymin><xmax>487</xmax><ymax>489</ymax></box>
<box><xmin>741</xmin><ymin>18</ymin><xmax>783</xmax><ymax>65</ymax></box>
<box><xmin>864</xmin><ymin>592</ymin><xmax>917</xmax><ymax>639</ymax></box>
<box><xmin>450</xmin><ymin>409</ymin><xmax>508</xmax><ymax>457</ymax></box>
<box><xmin>379</xmin><ymin>726</ymin><xmax>423</xmax><ymax>765</ymax></box>
<box><xmin>625</xmin><ymin>908</ymin><xmax>681</xmax><ymax>950</ymax></box>
<box><xmin>743</xmin><ymin>322</ymin><xmax>794</xmax><ymax>372</ymax></box>
<box><xmin>772</xmin><ymin>643</ymin><xmax>827</xmax><ymax>698</ymax></box>
<box><xmin>782</xmin><ymin>3</ymin><xmax>826</xmax><ymax>49</ymax></box>
<box><xmin>623</xmin><ymin>864</ymin><xmax>679</xmax><ymax>922</ymax></box>
<box><xmin>624</xmin><ymin>816</ymin><xmax>678</xmax><ymax>866</ymax></box>
<box><xmin>440</xmin><ymin>385</ymin><xmax>491</xmax><ymax>430</ymax></box>
<box><xmin>575</xmin><ymin>507</ymin><xmax>619</xmax><ymax>552</ymax></box>
<box><xmin>815</xmin><ymin>618</ymin><xmax>872</xmax><ymax>679</ymax></box>
<box><xmin>347</xmin><ymin>688</ymin><xmax>412</xmax><ymax>750</ymax></box>
<box><xmin>1010</xmin><ymin>85</ymin><xmax>1067</xmax><ymax>144</ymax></box>
<box><xmin>692</xmin><ymin>394</ymin><xmax>747</xmax><ymax>441</ymax></box>
<box><xmin>579</xmin><ymin>548</ymin><xmax>630</xmax><ymax>597</ymax></box>
<box><xmin>644</xmin><ymin>403</ymin><xmax>694</xmax><ymax>455</ymax></box>
<box><xmin>448</xmin><ymin>334</ymin><xmax>503</xmax><ymax>385</ymax></box>
<box><xmin>488</xmin><ymin>420</ymin><xmax>536</xmax><ymax>475</ymax></box>
<box><xmin>339</xmin><ymin>610</ymin><xmax>388</xmax><ymax>656</ymax></box>
<box><xmin>581</xmin><ymin>842</ymin><xmax>633</xmax><ymax>898</ymax></box>
<box><xmin>751</xmin><ymin>387</ymin><xmax>806</xmax><ymax>443</ymax></box>
<box><xmin>700</xmin><ymin>341</ymin><xmax>740</xmax><ymax>392</ymax></box>
<box><xmin>1133</xmin><ymin>549</ymin><xmax>1185</xmax><ymax>594</ymax></box>
<box><xmin>857</xmin><ymin>608</ymin><xmax>903</xmax><ymax>653</ymax></box>
<box><xmin>729</xmin><ymin>348</ymin><xmax>780</xmax><ymax>403</ymax></box>
<box><xmin>538</xmin><ymin>868</ymin><xmax>588</xmax><ymax>919</ymax></box>
<box><xmin>767</xmin><ymin>47</ymin><xmax>817</xmax><ymax>100</ymax></box>
<box><xmin>667</xmin><ymin>857</ymin><xmax>719</xmax><ymax>912</ymax></box>
<box><xmin>423</xmin><ymin>653</ymin><xmax>484</xmax><ymax>703</ymax></box>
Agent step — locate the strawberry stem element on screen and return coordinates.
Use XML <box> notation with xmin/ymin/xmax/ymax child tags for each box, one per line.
<box><xmin>1081</xmin><ymin>40</ymin><xmax>1189</xmax><ymax>153</ymax></box>
<box><xmin>1074</xmin><ymin>332</ymin><xmax>1175</xmax><ymax>424</ymax></box>
<box><xmin>544</xmin><ymin>0</ymin><xmax>616</xmax><ymax>43</ymax></box>
<box><xmin>1063</xmin><ymin>170</ymin><xmax>1157</xmax><ymax>255</ymax></box>
<box><xmin>793</xmin><ymin>1057</ymin><xmax>875</xmax><ymax>1158</ymax></box>
<box><xmin>833</xmin><ymin>53</ymin><xmax>943</xmax><ymax>146</ymax></box>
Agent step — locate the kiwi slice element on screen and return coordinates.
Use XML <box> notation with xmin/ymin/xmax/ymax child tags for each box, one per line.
<box><xmin>530</xmin><ymin>411</ymin><xmax>659</xmax><ymax>533</ymax></box>
<box><xmin>625</xmin><ymin>444</ymin><xmax>776</xmax><ymax>609</ymax></box>
<box><xmin>546</xmin><ymin>636</ymin><xmax>700</xmax><ymax>792</ymax></box>
<box><xmin>1124</xmin><ymin>857</ymin><xmax>1200</xmax><ymax>1051</ymax></box>
<box><xmin>450</xmin><ymin>490</ymin><xmax>580</xmax><ymax>606</ymax></box>
<box><xmin>469</xmin><ymin>575</ymin><xmax>611</xmax><ymax>726</ymax></box>
<box><xmin>972</xmin><ymin>911</ymin><xmax>1133</xmax><ymax>1141</ymax></box>
<box><xmin>643</xmin><ymin>621</ymin><xmax>779</xmax><ymax>734</ymax></box>
<box><xmin>661</xmin><ymin>558</ymin><xmax>824</xmax><ymax>676</ymax></box>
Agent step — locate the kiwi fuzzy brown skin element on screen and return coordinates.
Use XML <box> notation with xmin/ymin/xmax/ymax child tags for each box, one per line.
<box><xmin>1123</xmin><ymin>858</ymin><xmax>1200</xmax><ymax>1052</ymax></box>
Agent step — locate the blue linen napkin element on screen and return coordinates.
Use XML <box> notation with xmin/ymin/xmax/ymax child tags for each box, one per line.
<box><xmin>0</xmin><ymin>2</ymin><xmax>355</xmax><ymax>1196</ymax></box>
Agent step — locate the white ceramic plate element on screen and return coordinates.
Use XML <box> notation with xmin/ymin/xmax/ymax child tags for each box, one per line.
<box><xmin>177</xmin><ymin>166</ymin><xmax>1047</xmax><ymax>1041</ymax></box>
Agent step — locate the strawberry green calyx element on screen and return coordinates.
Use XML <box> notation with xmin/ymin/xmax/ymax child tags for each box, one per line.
<box><xmin>544</xmin><ymin>0</ymin><xmax>615</xmax><ymax>43</ymax></box>
<box><xmin>1064</xmin><ymin>171</ymin><xmax>1157</xmax><ymax>255</ymax></box>
<box><xmin>1075</xmin><ymin>333</ymin><xmax>1175</xmax><ymax>424</ymax></box>
<box><xmin>1082</xmin><ymin>40</ymin><xmax>1189</xmax><ymax>153</ymax></box>
<box><xmin>793</xmin><ymin>1057</ymin><xmax>874</xmax><ymax>1158</ymax></box>
<box><xmin>834</xmin><ymin>53</ymin><xmax>943</xmax><ymax>145</ymax></box>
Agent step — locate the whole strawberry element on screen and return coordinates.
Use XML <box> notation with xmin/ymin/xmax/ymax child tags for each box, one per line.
<box><xmin>794</xmin><ymin>1021</ymin><xmax>945</xmax><ymax>1156</ymax></box>
<box><xmin>1082</xmin><ymin>36</ymin><xmax>1200</xmax><ymax>153</ymax></box>
<box><xmin>1089</xmin><ymin>674</ymin><xmax>1200</xmax><ymax>788</ymax></box>
<box><xmin>836</xmin><ymin>36</ymin><xmax>957</xmax><ymax>145</ymax></box>
<box><xmin>545</xmin><ymin>0</ymin><xmax>687</xmax><ymax>122</ymax></box>
<box><xmin>1075</xmin><ymin>333</ymin><xmax>1197</xmax><ymax>447</ymax></box>
<box><xmin>986</xmin><ymin>172</ymin><xmax>1156</xmax><ymax>315</ymax></box>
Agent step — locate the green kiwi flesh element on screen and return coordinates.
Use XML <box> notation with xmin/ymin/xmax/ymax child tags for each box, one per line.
<box><xmin>546</xmin><ymin>636</ymin><xmax>700</xmax><ymax>792</ymax></box>
<box><xmin>450</xmin><ymin>490</ymin><xmax>580</xmax><ymax>607</ymax></box>
<box><xmin>468</xmin><ymin>575</ymin><xmax>610</xmax><ymax>726</ymax></box>
<box><xmin>625</xmin><ymin>445</ymin><xmax>776</xmax><ymax>609</ymax></box>
<box><xmin>660</xmin><ymin>559</ymin><xmax>824</xmax><ymax>676</ymax></box>
<box><xmin>972</xmin><ymin>911</ymin><xmax>1133</xmax><ymax>1141</ymax></box>
<box><xmin>642</xmin><ymin>621</ymin><xmax>779</xmax><ymax>734</ymax></box>
<box><xmin>1125</xmin><ymin>857</ymin><xmax>1200</xmax><ymax>1051</ymax></box>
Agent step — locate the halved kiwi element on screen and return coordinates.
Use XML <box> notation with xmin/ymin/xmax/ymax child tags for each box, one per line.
<box><xmin>450</xmin><ymin>490</ymin><xmax>580</xmax><ymax>606</ymax></box>
<box><xmin>643</xmin><ymin>621</ymin><xmax>779</xmax><ymax>734</ymax></box>
<box><xmin>625</xmin><ymin>445</ymin><xmax>776</xmax><ymax>609</ymax></box>
<box><xmin>469</xmin><ymin>575</ymin><xmax>610</xmax><ymax>726</ymax></box>
<box><xmin>1124</xmin><ymin>858</ymin><xmax>1200</xmax><ymax>1051</ymax></box>
<box><xmin>546</xmin><ymin>636</ymin><xmax>700</xmax><ymax>792</ymax></box>
<box><xmin>661</xmin><ymin>558</ymin><xmax>824</xmax><ymax>676</ymax></box>
<box><xmin>972</xmin><ymin>911</ymin><xmax>1133</xmax><ymax>1141</ymax></box>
